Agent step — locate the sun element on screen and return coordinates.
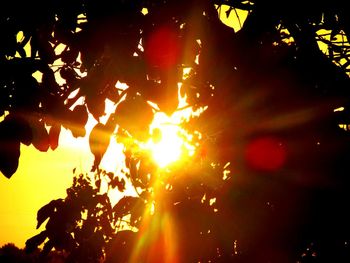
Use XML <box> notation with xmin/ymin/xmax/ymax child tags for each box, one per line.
<box><xmin>98</xmin><ymin>82</ymin><xmax>205</xmax><ymax>170</ymax></box>
<box><xmin>145</xmin><ymin>111</ymin><xmax>196</xmax><ymax>168</ymax></box>
<box><xmin>142</xmin><ymin>83</ymin><xmax>207</xmax><ymax>168</ymax></box>
<box><xmin>149</xmin><ymin>124</ymin><xmax>182</xmax><ymax>168</ymax></box>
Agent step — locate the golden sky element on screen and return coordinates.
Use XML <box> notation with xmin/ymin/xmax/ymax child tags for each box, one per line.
<box><xmin>0</xmin><ymin>128</ymin><xmax>95</xmax><ymax>246</ymax></box>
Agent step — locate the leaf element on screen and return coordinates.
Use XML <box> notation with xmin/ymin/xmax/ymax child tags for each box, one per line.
<box><xmin>107</xmin><ymin>171</ymin><xmax>114</xmax><ymax>180</ymax></box>
<box><xmin>18</xmin><ymin>117</ymin><xmax>33</xmax><ymax>145</ymax></box>
<box><xmin>18</xmin><ymin>121</ymin><xmax>33</xmax><ymax>146</ymax></box>
<box><xmin>42</xmin><ymin>239</ymin><xmax>54</xmax><ymax>255</ymax></box>
<box><xmin>112</xmin><ymin>196</ymin><xmax>144</xmax><ymax>223</ymax></box>
<box><xmin>110</xmin><ymin>177</ymin><xmax>126</xmax><ymax>192</ymax></box>
<box><xmin>86</xmin><ymin>94</ymin><xmax>106</xmax><ymax>121</ymax></box>
<box><xmin>38</xmin><ymin>39</ymin><xmax>56</xmax><ymax>64</ymax></box>
<box><xmin>12</xmin><ymin>75</ymin><xmax>41</xmax><ymax>111</ymax></box>
<box><xmin>95</xmin><ymin>179</ymin><xmax>101</xmax><ymax>190</ymax></box>
<box><xmin>0</xmin><ymin>114</ymin><xmax>32</xmax><ymax>145</ymax></box>
<box><xmin>61</xmin><ymin>48</ymin><xmax>79</xmax><ymax>64</ymax></box>
<box><xmin>0</xmin><ymin>116</ymin><xmax>22</xmax><ymax>178</ymax></box>
<box><xmin>59</xmin><ymin>67</ymin><xmax>78</xmax><ymax>84</ymax></box>
<box><xmin>115</xmin><ymin>95</ymin><xmax>154</xmax><ymax>141</ymax></box>
<box><xmin>36</xmin><ymin>199</ymin><xmax>63</xmax><ymax>229</ymax></box>
<box><xmin>49</xmin><ymin>124</ymin><xmax>61</xmax><ymax>150</ymax></box>
<box><xmin>89</xmin><ymin>123</ymin><xmax>111</xmax><ymax>171</ymax></box>
<box><xmin>25</xmin><ymin>230</ymin><xmax>47</xmax><ymax>253</ymax></box>
<box><xmin>0</xmin><ymin>140</ymin><xmax>20</xmax><ymax>179</ymax></box>
<box><xmin>66</xmin><ymin>104</ymin><xmax>89</xmax><ymax>138</ymax></box>
<box><xmin>31</xmin><ymin>120</ymin><xmax>50</xmax><ymax>152</ymax></box>
<box><xmin>41</xmin><ymin>68</ymin><xmax>60</xmax><ymax>93</ymax></box>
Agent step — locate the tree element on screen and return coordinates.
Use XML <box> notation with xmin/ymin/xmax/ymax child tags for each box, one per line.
<box><xmin>0</xmin><ymin>242</ymin><xmax>66</xmax><ymax>262</ymax></box>
<box><xmin>2</xmin><ymin>0</ymin><xmax>350</xmax><ymax>262</ymax></box>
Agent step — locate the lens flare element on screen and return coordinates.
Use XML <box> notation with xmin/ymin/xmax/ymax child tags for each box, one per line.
<box><xmin>245</xmin><ymin>136</ymin><xmax>287</xmax><ymax>172</ymax></box>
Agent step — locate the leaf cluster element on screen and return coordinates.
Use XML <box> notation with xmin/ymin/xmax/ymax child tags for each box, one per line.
<box><xmin>1</xmin><ymin>0</ymin><xmax>350</xmax><ymax>177</ymax></box>
<box><xmin>25</xmin><ymin>171</ymin><xmax>129</xmax><ymax>262</ymax></box>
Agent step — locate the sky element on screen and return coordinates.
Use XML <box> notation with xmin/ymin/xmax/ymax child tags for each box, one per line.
<box><xmin>0</xmin><ymin>5</ymin><xmax>247</xmax><ymax>248</ymax></box>
<box><xmin>0</xmin><ymin>128</ymin><xmax>93</xmax><ymax>247</ymax></box>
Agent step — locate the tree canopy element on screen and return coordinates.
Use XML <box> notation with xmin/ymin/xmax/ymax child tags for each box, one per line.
<box><xmin>1</xmin><ymin>0</ymin><xmax>350</xmax><ymax>262</ymax></box>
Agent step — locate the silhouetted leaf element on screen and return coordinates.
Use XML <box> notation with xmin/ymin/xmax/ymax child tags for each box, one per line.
<box><xmin>65</xmin><ymin>104</ymin><xmax>89</xmax><ymax>138</ymax></box>
<box><xmin>0</xmin><ymin>140</ymin><xmax>20</xmax><ymax>179</ymax></box>
<box><xmin>0</xmin><ymin>115</ymin><xmax>23</xmax><ymax>178</ymax></box>
<box><xmin>0</xmin><ymin>114</ymin><xmax>32</xmax><ymax>146</ymax></box>
<box><xmin>89</xmin><ymin>123</ymin><xmax>111</xmax><ymax>171</ymax></box>
<box><xmin>115</xmin><ymin>95</ymin><xmax>153</xmax><ymax>141</ymax></box>
<box><xmin>86</xmin><ymin>94</ymin><xmax>106</xmax><ymax>121</ymax></box>
<box><xmin>95</xmin><ymin>179</ymin><xmax>101</xmax><ymax>190</ymax></box>
<box><xmin>42</xmin><ymin>239</ymin><xmax>54</xmax><ymax>255</ymax></box>
<box><xmin>41</xmin><ymin>68</ymin><xmax>60</xmax><ymax>94</ymax></box>
<box><xmin>59</xmin><ymin>67</ymin><xmax>78</xmax><ymax>84</ymax></box>
<box><xmin>110</xmin><ymin>177</ymin><xmax>126</xmax><ymax>192</ymax></box>
<box><xmin>112</xmin><ymin>196</ymin><xmax>144</xmax><ymax>224</ymax></box>
<box><xmin>36</xmin><ymin>199</ymin><xmax>63</xmax><ymax>229</ymax></box>
<box><xmin>49</xmin><ymin>124</ymin><xmax>61</xmax><ymax>150</ymax></box>
<box><xmin>61</xmin><ymin>48</ymin><xmax>79</xmax><ymax>64</ymax></box>
<box><xmin>25</xmin><ymin>231</ymin><xmax>47</xmax><ymax>253</ymax></box>
<box><xmin>31</xmin><ymin>120</ymin><xmax>50</xmax><ymax>152</ymax></box>
<box><xmin>37</xmin><ymin>37</ymin><xmax>56</xmax><ymax>64</ymax></box>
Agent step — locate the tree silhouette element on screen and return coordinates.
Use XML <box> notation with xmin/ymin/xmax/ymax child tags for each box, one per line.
<box><xmin>0</xmin><ymin>242</ymin><xmax>66</xmax><ymax>262</ymax></box>
<box><xmin>2</xmin><ymin>0</ymin><xmax>350</xmax><ymax>262</ymax></box>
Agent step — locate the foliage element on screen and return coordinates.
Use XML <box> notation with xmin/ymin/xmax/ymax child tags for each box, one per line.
<box><xmin>26</xmin><ymin>161</ymin><xmax>233</xmax><ymax>262</ymax></box>
<box><xmin>2</xmin><ymin>0</ymin><xmax>350</xmax><ymax>262</ymax></box>
<box><xmin>25</xmin><ymin>171</ymin><xmax>118</xmax><ymax>262</ymax></box>
<box><xmin>1</xmin><ymin>0</ymin><xmax>350</xmax><ymax>175</ymax></box>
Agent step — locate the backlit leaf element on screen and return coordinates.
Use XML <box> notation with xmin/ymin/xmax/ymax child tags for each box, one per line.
<box><xmin>89</xmin><ymin>123</ymin><xmax>111</xmax><ymax>171</ymax></box>
<box><xmin>49</xmin><ymin>124</ymin><xmax>61</xmax><ymax>150</ymax></box>
<box><xmin>31</xmin><ymin>120</ymin><xmax>50</xmax><ymax>152</ymax></box>
<box><xmin>67</xmin><ymin>104</ymin><xmax>89</xmax><ymax>138</ymax></box>
<box><xmin>25</xmin><ymin>230</ymin><xmax>47</xmax><ymax>253</ymax></box>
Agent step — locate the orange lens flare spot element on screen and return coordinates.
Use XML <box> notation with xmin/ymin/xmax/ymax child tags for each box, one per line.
<box><xmin>145</xmin><ymin>26</ymin><xmax>181</xmax><ymax>69</ymax></box>
<box><xmin>245</xmin><ymin>137</ymin><xmax>287</xmax><ymax>172</ymax></box>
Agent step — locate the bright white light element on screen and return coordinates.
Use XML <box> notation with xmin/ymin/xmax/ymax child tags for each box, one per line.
<box><xmin>145</xmin><ymin>111</ymin><xmax>196</xmax><ymax>168</ymax></box>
